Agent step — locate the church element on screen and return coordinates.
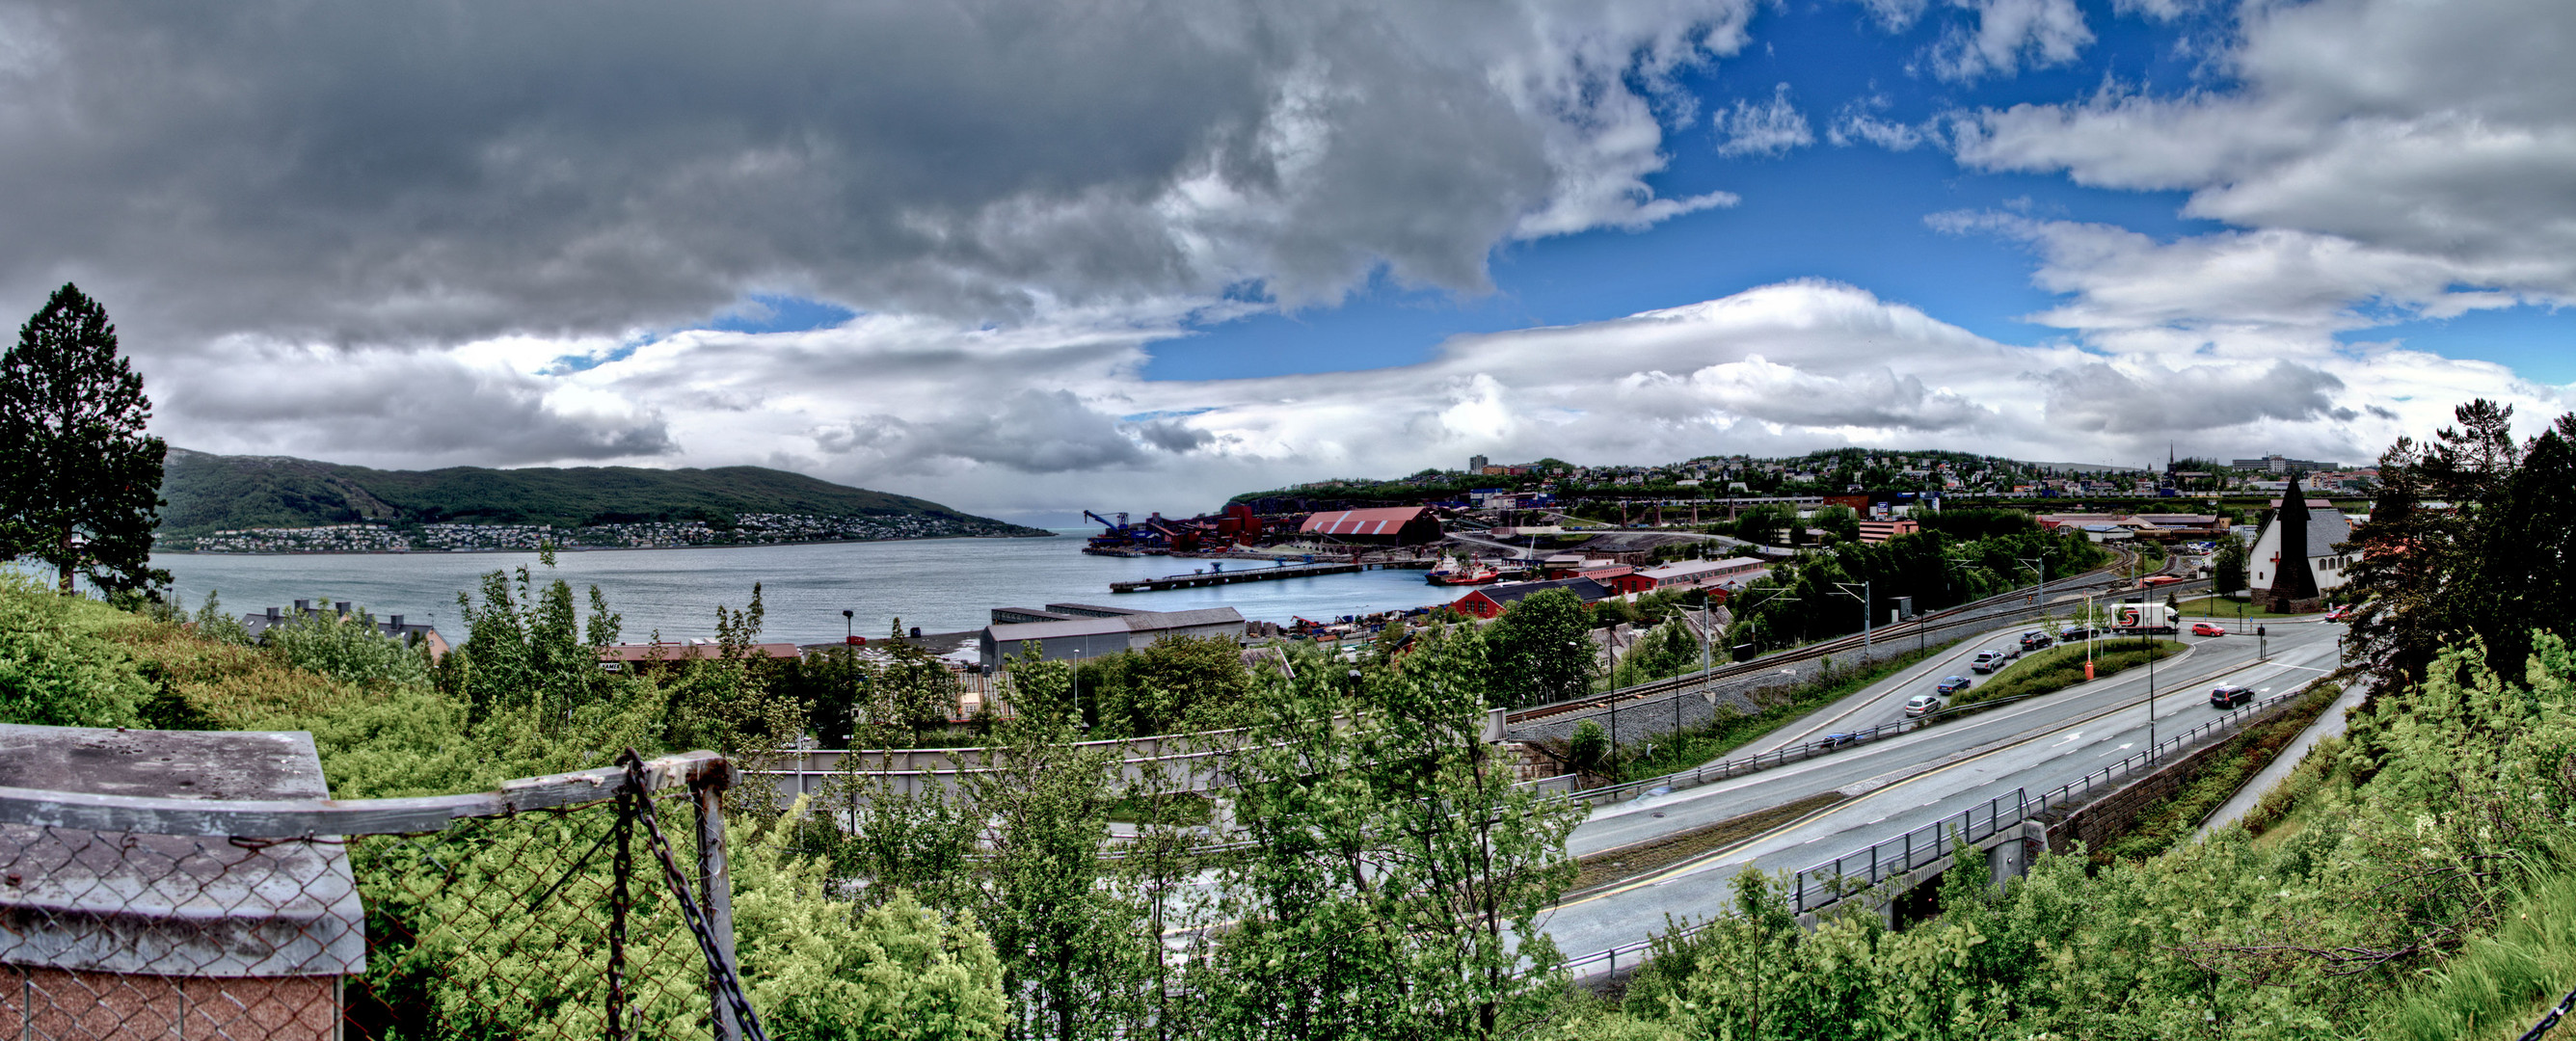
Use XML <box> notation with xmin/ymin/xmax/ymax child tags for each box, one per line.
<box><xmin>2245</xmin><ymin>473</ymin><xmax>2356</xmax><ymax>612</ymax></box>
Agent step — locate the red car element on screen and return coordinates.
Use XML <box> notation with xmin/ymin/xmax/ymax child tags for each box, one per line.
<box><xmin>2190</xmin><ymin>622</ymin><xmax>2226</xmax><ymax>637</ymax></box>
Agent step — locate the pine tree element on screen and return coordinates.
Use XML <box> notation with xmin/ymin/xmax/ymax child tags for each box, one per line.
<box><xmin>1</xmin><ymin>284</ymin><xmax>169</xmax><ymax>593</ymax></box>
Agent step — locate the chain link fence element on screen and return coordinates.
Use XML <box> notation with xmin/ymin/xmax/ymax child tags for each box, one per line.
<box><xmin>0</xmin><ymin>745</ymin><xmax>764</xmax><ymax>1040</ymax></box>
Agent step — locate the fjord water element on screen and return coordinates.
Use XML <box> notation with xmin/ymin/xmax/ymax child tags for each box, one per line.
<box><xmin>152</xmin><ymin>534</ymin><xmax>1448</xmax><ymax>644</ymax></box>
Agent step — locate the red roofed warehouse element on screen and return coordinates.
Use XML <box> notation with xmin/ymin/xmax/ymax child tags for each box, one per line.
<box><xmin>1298</xmin><ymin>506</ymin><xmax>1441</xmax><ymax>546</ymax></box>
<box><xmin>1453</xmin><ymin>577</ymin><xmax>1611</xmax><ymax>620</ymax></box>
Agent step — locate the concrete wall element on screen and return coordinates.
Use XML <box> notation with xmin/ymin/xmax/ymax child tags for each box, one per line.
<box><xmin>2037</xmin><ymin>695</ymin><xmax>2301</xmax><ymax>856</ymax></box>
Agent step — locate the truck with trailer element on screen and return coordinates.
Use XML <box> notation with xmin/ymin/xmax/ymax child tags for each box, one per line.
<box><xmin>2112</xmin><ymin>601</ymin><xmax>2180</xmax><ymax>635</ymax></box>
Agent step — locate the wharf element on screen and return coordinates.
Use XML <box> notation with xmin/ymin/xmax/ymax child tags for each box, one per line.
<box><xmin>1111</xmin><ymin>558</ymin><xmax>1427</xmax><ymax>593</ymax></box>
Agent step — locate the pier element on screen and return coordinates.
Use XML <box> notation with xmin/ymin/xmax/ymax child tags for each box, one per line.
<box><xmin>1111</xmin><ymin>558</ymin><xmax>1429</xmax><ymax>593</ymax></box>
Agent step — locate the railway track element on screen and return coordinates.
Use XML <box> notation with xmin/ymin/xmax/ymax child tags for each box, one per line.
<box><xmin>1505</xmin><ymin>547</ymin><xmax>2165</xmax><ymax>724</ymax></box>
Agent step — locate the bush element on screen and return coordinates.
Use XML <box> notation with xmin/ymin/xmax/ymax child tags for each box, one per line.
<box><xmin>1570</xmin><ymin>719</ymin><xmax>1609</xmax><ymax>774</ymax></box>
<box><xmin>260</xmin><ymin>600</ymin><xmax>433</xmax><ymax>689</ymax></box>
<box><xmin>0</xmin><ymin>573</ymin><xmax>148</xmax><ymax>727</ymax></box>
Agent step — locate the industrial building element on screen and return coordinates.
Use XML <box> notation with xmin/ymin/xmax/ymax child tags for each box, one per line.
<box><xmin>1606</xmin><ymin>557</ymin><xmax>1769</xmax><ymax>596</ymax></box>
<box><xmin>979</xmin><ymin>607</ymin><xmax>1248</xmax><ymax>670</ymax></box>
<box><xmin>1296</xmin><ymin>505</ymin><xmax>1441</xmax><ymax>546</ymax></box>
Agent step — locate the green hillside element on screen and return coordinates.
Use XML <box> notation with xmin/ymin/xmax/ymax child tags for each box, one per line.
<box><xmin>156</xmin><ymin>448</ymin><xmax>1045</xmax><ymax>537</ymax></box>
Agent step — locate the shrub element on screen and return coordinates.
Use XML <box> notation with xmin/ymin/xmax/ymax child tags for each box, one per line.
<box><xmin>260</xmin><ymin>600</ymin><xmax>434</xmax><ymax>689</ymax></box>
<box><xmin>0</xmin><ymin>572</ymin><xmax>148</xmax><ymax>726</ymax></box>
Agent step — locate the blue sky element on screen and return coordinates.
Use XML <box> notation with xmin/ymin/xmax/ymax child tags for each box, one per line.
<box><xmin>17</xmin><ymin>0</ymin><xmax>2573</xmax><ymax>519</ymax></box>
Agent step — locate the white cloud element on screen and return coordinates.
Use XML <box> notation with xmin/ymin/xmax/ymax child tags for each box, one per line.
<box><xmin>1932</xmin><ymin>0</ymin><xmax>2576</xmax><ymax>378</ymax></box>
<box><xmin>1930</xmin><ymin>0</ymin><xmax>2095</xmax><ymax>82</ymax></box>
<box><xmin>169</xmin><ymin>280</ymin><xmax>2564</xmax><ymax>520</ymax></box>
<box><xmin>1715</xmin><ymin>84</ymin><xmax>1816</xmax><ymax>158</ymax></box>
<box><xmin>1828</xmin><ymin>95</ymin><xmax>1930</xmax><ymax>150</ymax></box>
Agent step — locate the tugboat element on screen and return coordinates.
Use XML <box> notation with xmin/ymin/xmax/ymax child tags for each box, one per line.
<box><xmin>1426</xmin><ymin>556</ymin><xmax>1500</xmax><ymax>586</ymax></box>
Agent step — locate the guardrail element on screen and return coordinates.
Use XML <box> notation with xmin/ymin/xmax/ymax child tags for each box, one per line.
<box><xmin>1552</xmin><ymin>681</ymin><xmax>2310</xmax><ymax>979</ymax></box>
<box><xmin>1509</xmin><ymin>553</ymin><xmax>2150</xmax><ymax>724</ymax></box>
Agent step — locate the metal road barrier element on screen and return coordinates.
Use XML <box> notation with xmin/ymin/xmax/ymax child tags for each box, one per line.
<box><xmin>0</xmin><ymin>749</ymin><xmax>758</xmax><ymax>1041</ymax></box>
<box><xmin>1507</xmin><ymin>552</ymin><xmax>2176</xmax><ymax>727</ymax></box>
<box><xmin>1553</xmin><ymin>683</ymin><xmax>2305</xmax><ymax>980</ymax></box>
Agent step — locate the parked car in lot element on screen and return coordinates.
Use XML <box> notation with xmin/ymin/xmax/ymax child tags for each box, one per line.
<box><xmin>2191</xmin><ymin>622</ymin><xmax>2227</xmax><ymax>637</ymax></box>
<box><xmin>1935</xmin><ymin>676</ymin><xmax>1972</xmax><ymax>695</ymax></box>
<box><xmin>1814</xmin><ymin>732</ymin><xmax>1862</xmax><ymax>751</ymax></box>
<box><xmin>2210</xmin><ymin>685</ymin><xmax>2255</xmax><ymax>708</ymax></box>
<box><xmin>2020</xmin><ymin>630</ymin><xmax>2053</xmax><ymax>651</ymax></box>
<box><xmin>1905</xmin><ymin>693</ymin><xmax>1945</xmax><ymax>717</ymax></box>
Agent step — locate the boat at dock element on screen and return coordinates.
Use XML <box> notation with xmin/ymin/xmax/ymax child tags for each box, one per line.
<box><xmin>1425</xmin><ymin>557</ymin><xmax>1500</xmax><ymax>586</ymax></box>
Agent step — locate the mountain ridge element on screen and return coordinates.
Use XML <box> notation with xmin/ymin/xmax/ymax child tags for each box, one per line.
<box><xmin>155</xmin><ymin>448</ymin><xmax>1047</xmax><ymax>540</ymax></box>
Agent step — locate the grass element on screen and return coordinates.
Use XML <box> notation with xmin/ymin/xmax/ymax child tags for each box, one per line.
<box><xmin>2096</xmin><ymin>680</ymin><xmax>2343</xmax><ymax>862</ymax></box>
<box><xmin>2174</xmin><ymin>595</ymin><xmax>2322</xmax><ymax>621</ymax></box>
<box><xmin>2375</xmin><ymin>866</ymin><xmax>2576</xmax><ymax>1041</ymax></box>
<box><xmin>1564</xmin><ymin>791</ymin><xmax>1850</xmax><ymax>895</ymax></box>
<box><xmin>1608</xmin><ymin>638</ymin><xmax>1965</xmax><ymax>783</ymax></box>
<box><xmin>1946</xmin><ymin>638</ymin><xmax>2186</xmax><ymax>711</ymax></box>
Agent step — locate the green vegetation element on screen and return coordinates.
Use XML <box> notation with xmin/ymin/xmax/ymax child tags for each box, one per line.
<box><xmin>1725</xmin><ymin>513</ymin><xmax>2108</xmax><ymax>655</ymax></box>
<box><xmin>1610</xmin><ymin>641</ymin><xmax>1958</xmax><ymax>782</ymax></box>
<box><xmin>2176</xmin><ymin>594</ymin><xmax>2317</xmax><ymax>621</ymax></box>
<box><xmin>2096</xmin><ymin>679</ymin><xmax>2343</xmax><ymax>863</ymax></box>
<box><xmin>0</xmin><ymin>283</ymin><xmax>168</xmax><ymax>593</ymax></box>
<box><xmin>156</xmin><ymin>445</ymin><xmax>1049</xmax><ymax>537</ymax></box>
<box><xmin>1553</xmin><ymin>632</ymin><xmax>2576</xmax><ymax>1040</ymax></box>
<box><xmin>1489</xmin><ymin>586</ymin><xmax>1598</xmax><ymax>707</ymax></box>
<box><xmin>1948</xmin><ymin>637</ymin><xmax>2184</xmax><ymax>709</ymax></box>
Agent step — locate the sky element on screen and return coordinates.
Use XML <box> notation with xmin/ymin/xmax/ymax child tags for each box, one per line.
<box><xmin>2</xmin><ymin>0</ymin><xmax>2570</xmax><ymax>525</ymax></box>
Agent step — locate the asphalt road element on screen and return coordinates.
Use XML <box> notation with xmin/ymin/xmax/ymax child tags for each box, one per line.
<box><xmin>1540</xmin><ymin>615</ymin><xmax>2347</xmax><ymax>965</ymax></box>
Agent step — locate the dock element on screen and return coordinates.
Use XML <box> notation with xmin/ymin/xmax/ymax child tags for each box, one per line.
<box><xmin>1111</xmin><ymin>558</ymin><xmax>1429</xmax><ymax>593</ymax></box>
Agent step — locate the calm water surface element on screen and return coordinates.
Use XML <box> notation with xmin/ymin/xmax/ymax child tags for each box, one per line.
<box><xmin>153</xmin><ymin>534</ymin><xmax>1450</xmax><ymax>644</ymax></box>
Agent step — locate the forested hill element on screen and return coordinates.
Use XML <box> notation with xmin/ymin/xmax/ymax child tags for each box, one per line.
<box><xmin>155</xmin><ymin>448</ymin><xmax>1047</xmax><ymax>538</ymax></box>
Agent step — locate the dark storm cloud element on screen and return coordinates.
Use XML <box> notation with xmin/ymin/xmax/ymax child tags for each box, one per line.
<box><xmin>0</xmin><ymin>0</ymin><xmax>1751</xmax><ymax>353</ymax></box>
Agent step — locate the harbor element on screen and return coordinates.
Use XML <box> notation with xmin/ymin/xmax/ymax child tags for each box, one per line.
<box><xmin>1109</xmin><ymin>556</ymin><xmax>1432</xmax><ymax>593</ymax></box>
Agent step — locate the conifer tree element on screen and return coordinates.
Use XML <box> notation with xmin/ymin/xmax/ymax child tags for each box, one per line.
<box><xmin>0</xmin><ymin>283</ymin><xmax>168</xmax><ymax>594</ymax></box>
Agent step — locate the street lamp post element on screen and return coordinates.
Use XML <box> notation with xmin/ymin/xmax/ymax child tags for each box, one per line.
<box><xmin>842</xmin><ymin>609</ymin><xmax>856</xmax><ymax>744</ymax></box>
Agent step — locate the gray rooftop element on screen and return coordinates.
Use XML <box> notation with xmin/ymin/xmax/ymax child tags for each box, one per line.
<box><xmin>0</xmin><ymin>725</ymin><xmax>364</xmax><ymax>977</ymax></box>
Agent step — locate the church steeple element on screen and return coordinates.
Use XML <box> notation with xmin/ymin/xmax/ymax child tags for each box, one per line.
<box><xmin>2256</xmin><ymin>471</ymin><xmax>2324</xmax><ymax>612</ymax></box>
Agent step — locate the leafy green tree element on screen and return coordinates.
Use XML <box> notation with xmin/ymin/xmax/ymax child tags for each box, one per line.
<box><xmin>1203</xmin><ymin>630</ymin><xmax>1582</xmax><ymax>1039</ymax></box>
<box><xmin>975</xmin><ymin>648</ymin><xmax>1143</xmax><ymax>1040</ymax></box>
<box><xmin>1611</xmin><ymin>616</ymin><xmax>1702</xmax><ymax>688</ymax></box>
<box><xmin>870</xmin><ymin>616</ymin><xmax>960</xmax><ymax>743</ymax></box>
<box><xmin>2211</xmin><ymin>531</ymin><xmax>2248</xmax><ymax>594</ymax></box>
<box><xmin>0</xmin><ymin>283</ymin><xmax>168</xmax><ymax>594</ymax></box>
<box><xmin>442</xmin><ymin>548</ymin><xmax>625</xmax><ymax>723</ymax></box>
<box><xmin>1488</xmin><ymin>588</ymin><xmax>1596</xmax><ymax>707</ymax></box>
<box><xmin>1568</xmin><ymin>718</ymin><xmax>1609</xmax><ymax>776</ymax></box>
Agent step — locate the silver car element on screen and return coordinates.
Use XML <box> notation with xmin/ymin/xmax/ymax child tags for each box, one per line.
<box><xmin>1904</xmin><ymin>693</ymin><xmax>1945</xmax><ymax>717</ymax></box>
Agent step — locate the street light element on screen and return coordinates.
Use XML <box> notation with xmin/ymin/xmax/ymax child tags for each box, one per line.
<box><xmin>842</xmin><ymin>609</ymin><xmax>856</xmax><ymax>744</ymax></box>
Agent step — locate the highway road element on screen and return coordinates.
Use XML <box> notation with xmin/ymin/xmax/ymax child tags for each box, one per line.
<box><xmin>1537</xmin><ymin>614</ymin><xmax>2348</xmax><ymax>967</ymax></box>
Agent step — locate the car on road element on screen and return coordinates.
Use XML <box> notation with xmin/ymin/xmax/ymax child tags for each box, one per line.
<box><xmin>1813</xmin><ymin>732</ymin><xmax>1862</xmax><ymax>751</ymax></box>
<box><xmin>2210</xmin><ymin>685</ymin><xmax>2255</xmax><ymax>708</ymax></box>
<box><xmin>1935</xmin><ymin>676</ymin><xmax>1972</xmax><ymax>695</ymax></box>
<box><xmin>2324</xmin><ymin>604</ymin><xmax>2353</xmax><ymax>623</ymax></box>
<box><xmin>2059</xmin><ymin>625</ymin><xmax>2098</xmax><ymax>642</ymax></box>
<box><xmin>1970</xmin><ymin>649</ymin><xmax>2013</xmax><ymax>673</ymax></box>
<box><xmin>1905</xmin><ymin>693</ymin><xmax>1945</xmax><ymax>717</ymax></box>
<box><xmin>2191</xmin><ymin>622</ymin><xmax>2227</xmax><ymax>637</ymax></box>
<box><xmin>2020</xmin><ymin>630</ymin><xmax>2053</xmax><ymax>651</ymax></box>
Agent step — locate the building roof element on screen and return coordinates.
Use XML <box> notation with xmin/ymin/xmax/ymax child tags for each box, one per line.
<box><xmin>1468</xmin><ymin>576</ymin><xmax>1610</xmax><ymax>607</ymax></box>
<box><xmin>598</xmin><ymin>641</ymin><xmax>802</xmax><ymax>663</ymax></box>
<box><xmin>0</xmin><ymin>725</ymin><xmax>363</xmax><ymax>976</ymax></box>
<box><xmin>2267</xmin><ymin>510</ymin><xmax>2354</xmax><ymax>556</ymax></box>
<box><xmin>984</xmin><ymin>606</ymin><xmax>1247</xmax><ymax>643</ymax></box>
<box><xmin>1637</xmin><ymin>557</ymin><xmax>1765</xmax><ymax>581</ymax></box>
<box><xmin>1299</xmin><ymin>506</ymin><xmax>1431</xmax><ymax>536</ymax></box>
